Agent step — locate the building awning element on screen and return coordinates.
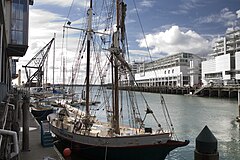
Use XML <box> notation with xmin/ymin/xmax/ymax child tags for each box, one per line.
<box><xmin>6</xmin><ymin>44</ymin><xmax>28</xmax><ymax>57</ymax></box>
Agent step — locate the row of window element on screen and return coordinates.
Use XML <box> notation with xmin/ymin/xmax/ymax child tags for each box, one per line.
<box><xmin>164</xmin><ymin>69</ymin><xmax>174</xmax><ymax>74</ymax></box>
<box><xmin>136</xmin><ymin>76</ymin><xmax>190</xmax><ymax>82</ymax></box>
<box><xmin>145</xmin><ymin>59</ymin><xmax>189</xmax><ymax>69</ymax></box>
<box><xmin>205</xmin><ymin>73</ymin><xmax>222</xmax><ymax>79</ymax></box>
<box><xmin>11</xmin><ymin>0</ymin><xmax>28</xmax><ymax>45</ymax></box>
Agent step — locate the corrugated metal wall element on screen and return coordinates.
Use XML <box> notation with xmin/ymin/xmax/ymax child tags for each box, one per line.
<box><xmin>0</xmin><ymin>82</ymin><xmax>7</xmax><ymax>102</ymax></box>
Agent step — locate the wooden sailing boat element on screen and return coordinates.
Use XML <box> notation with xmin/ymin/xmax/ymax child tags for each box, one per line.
<box><xmin>48</xmin><ymin>1</ymin><xmax>189</xmax><ymax>159</ymax></box>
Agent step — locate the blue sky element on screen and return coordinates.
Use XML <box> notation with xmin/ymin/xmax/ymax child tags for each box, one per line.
<box><xmin>16</xmin><ymin>0</ymin><xmax>240</xmax><ymax>84</ymax></box>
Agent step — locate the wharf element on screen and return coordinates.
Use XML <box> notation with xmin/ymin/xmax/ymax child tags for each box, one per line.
<box><xmin>119</xmin><ymin>85</ymin><xmax>240</xmax><ymax>98</ymax></box>
<box><xmin>0</xmin><ymin>88</ymin><xmax>62</xmax><ymax>160</ymax></box>
<box><xmin>19</xmin><ymin>113</ymin><xmax>61</xmax><ymax>160</ymax></box>
<box><xmin>119</xmin><ymin>86</ymin><xmax>195</xmax><ymax>95</ymax></box>
<box><xmin>193</xmin><ymin>85</ymin><xmax>240</xmax><ymax>98</ymax></box>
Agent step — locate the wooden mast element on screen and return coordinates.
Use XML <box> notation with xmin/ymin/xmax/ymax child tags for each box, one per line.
<box><xmin>61</xmin><ymin>23</ymin><xmax>66</xmax><ymax>98</ymax></box>
<box><xmin>113</xmin><ymin>0</ymin><xmax>120</xmax><ymax>134</ymax></box>
<box><xmin>86</xmin><ymin>0</ymin><xmax>93</xmax><ymax>116</ymax></box>
<box><xmin>53</xmin><ymin>33</ymin><xmax>56</xmax><ymax>89</ymax></box>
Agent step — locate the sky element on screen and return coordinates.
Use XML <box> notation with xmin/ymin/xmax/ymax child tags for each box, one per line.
<box><xmin>15</xmin><ymin>0</ymin><xmax>240</xmax><ymax>85</ymax></box>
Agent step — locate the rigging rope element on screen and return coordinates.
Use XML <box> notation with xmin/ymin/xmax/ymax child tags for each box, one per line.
<box><xmin>61</xmin><ymin>0</ymin><xmax>75</xmax><ymax>86</ymax></box>
<box><xmin>132</xmin><ymin>0</ymin><xmax>175</xmax><ymax>133</ymax></box>
<box><xmin>64</xmin><ymin>0</ymin><xmax>75</xmax><ymax>26</ymax></box>
<box><xmin>104</xmin><ymin>146</ymin><xmax>108</xmax><ymax>160</ymax></box>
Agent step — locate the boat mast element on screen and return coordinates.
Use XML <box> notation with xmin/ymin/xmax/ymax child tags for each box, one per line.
<box><xmin>86</xmin><ymin>0</ymin><xmax>93</xmax><ymax>116</ymax></box>
<box><xmin>53</xmin><ymin>33</ymin><xmax>56</xmax><ymax>89</ymax></box>
<box><xmin>112</xmin><ymin>0</ymin><xmax>121</xmax><ymax>134</ymax></box>
<box><xmin>71</xmin><ymin>66</ymin><xmax>74</xmax><ymax>102</ymax></box>
<box><xmin>61</xmin><ymin>23</ymin><xmax>66</xmax><ymax>98</ymax></box>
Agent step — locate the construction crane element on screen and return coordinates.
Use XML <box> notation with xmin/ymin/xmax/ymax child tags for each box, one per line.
<box><xmin>22</xmin><ymin>38</ymin><xmax>55</xmax><ymax>87</ymax></box>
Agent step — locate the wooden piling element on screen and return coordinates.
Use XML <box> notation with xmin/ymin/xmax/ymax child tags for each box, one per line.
<box><xmin>11</xmin><ymin>91</ymin><xmax>20</xmax><ymax>139</ymax></box>
<box><xmin>237</xmin><ymin>90</ymin><xmax>240</xmax><ymax>122</ymax></box>
<box><xmin>22</xmin><ymin>94</ymin><xmax>30</xmax><ymax>151</ymax></box>
<box><xmin>218</xmin><ymin>89</ymin><xmax>221</xmax><ymax>98</ymax></box>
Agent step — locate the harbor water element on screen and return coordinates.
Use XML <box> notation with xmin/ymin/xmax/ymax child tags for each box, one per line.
<box><xmin>56</xmin><ymin>88</ymin><xmax>240</xmax><ymax>160</ymax></box>
<box><xmin>158</xmin><ymin>94</ymin><xmax>240</xmax><ymax>160</ymax></box>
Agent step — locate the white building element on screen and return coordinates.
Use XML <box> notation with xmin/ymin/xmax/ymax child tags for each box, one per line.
<box><xmin>134</xmin><ymin>52</ymin><xmax>202</xmax><ymax>87</ymax></box>
<box><xmin>202</xmin><ymin>29</ymin><xmax>240</xmax><ymax>86</ymax></box>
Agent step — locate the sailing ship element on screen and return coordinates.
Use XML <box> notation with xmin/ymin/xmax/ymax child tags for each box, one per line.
<box><xmin>48</xmin><ymin>0</ymin><xmax>189</xmax><ymax>159</ymax></box>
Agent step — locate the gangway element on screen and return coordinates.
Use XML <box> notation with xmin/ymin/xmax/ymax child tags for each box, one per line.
<box><xmin>193</xmin><ymin>85</ymin><xmax>209</xmax><ymax>96</ymax></box>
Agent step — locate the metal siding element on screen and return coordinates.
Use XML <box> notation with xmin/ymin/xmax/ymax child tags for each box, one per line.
<box><xmin>216</xmin><ymin>54</ymin><xmax>230</xmax><ymax>72</ymax></box>
<box><xmin>236</xmin><ymin>52</ymin><xmax>240</xmax><ymax>80</ymax></box>
<box><xmin>236</xmin><ymin>52</ymin><xmax>240</xmax><ymax>70</ymax></box>
<box><xmin>0</xmin><ymin>82</ymin><xmax>7</xmax><ymax>102</ymax></box>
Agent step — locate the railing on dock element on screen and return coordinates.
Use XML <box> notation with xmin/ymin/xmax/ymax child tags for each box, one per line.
<box><xmin>193</xmin><ymin>86</ymin><xmax>208</xmax><ymax>95</ymax></box>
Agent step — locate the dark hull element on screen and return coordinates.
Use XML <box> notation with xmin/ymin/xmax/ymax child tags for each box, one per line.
<box><xmin>55</xmin><ymin>135</ymin><xmax>189</xmax><ymax>160</ymax></box>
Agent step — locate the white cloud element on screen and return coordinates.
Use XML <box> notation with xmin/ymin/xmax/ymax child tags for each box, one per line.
<box><xmin>172</xmin><ymin>0</ymin><xmax>205</xmax><ymax>14</ymax></box>
<box><xmin>129</xmin><ymin>50</ymin><xmax>149</xmax><ymax>61</ymax></box>
<box><xmin>36</xmin><ymin>0</ymin><xmax>88</xmax><ymax>8</ymax></box>
<box><xmin>179</xmin><ymin>0</ymin><xmax>203</xmax><ymax>10</ymax></box>
<box><xmin>137</xmin><ymin>25</ymin><xmax>211</xmax><ymax>56</ymax></box>
<box><xmin>140</xmin><ymin>0</ymin><xmax>155</xmax><ymax>8</ymax></box>
<box><xmin>196</xmin><ymin>8</ymin><xmax>237</xmax><ymax>27</ymax></box>
<box><xmin>36</xmin><ymin>0</ymin><xmax>71</xmax><ymax>7</ymax></box>
<box><xmin>29</xmin><ymin>9</ymin><xmax>64</xmax><ymax>39</ymax></box>
<box><xmin>128</xmin><ymin>0</ymin><xmax>154</xmax><ymax>15</ymax></box>
<box><xmin>17</xmin><ymin>8</ymin><xmax>84</xmax><ymax>84</ymax></box>
<box><xmin>16</xmin><ymin>7</ymin><xmax>113</xmax><ymax>85</ymax></box>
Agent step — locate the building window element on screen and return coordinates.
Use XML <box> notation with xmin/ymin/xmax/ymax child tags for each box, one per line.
<box><xmin>183</xmin><ymin>53</ymin><xmax>188</xmax><ymax>58</ymax></box>
<box><xmin>172</xmin><ymin>69</ymin><xmax>174</xmax><ymax>73</ymax></box>
<box><xmin>164</xmin><ymin>70</ymin><xmax>166</xmax><ymax>74</ymax></box>
<box><xmin>183</xmin><ymin>76</ymin><xmax>189</xmax><ymax>80</ymax></box>
<box><xmin>11</xmin><ymin>0</ymin><xmax>28</xmax><ymax>45</ymax></box>
<box><xmin>168</xmin><ymin>70</ymin><xmax>170</xmax><ymax>74</ymax></box>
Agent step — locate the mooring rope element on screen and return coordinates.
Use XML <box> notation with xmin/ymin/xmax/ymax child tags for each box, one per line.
<box><xmin>104</xmin><ymin>145</ymin><xmax>108</xmax><ymax>160</ymax></box>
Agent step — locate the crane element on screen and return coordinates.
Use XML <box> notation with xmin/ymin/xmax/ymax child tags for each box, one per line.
<box><xmin>22</xmin><ymin>38</ymin><xmax>55</xmax><ymax>87</ymax></box>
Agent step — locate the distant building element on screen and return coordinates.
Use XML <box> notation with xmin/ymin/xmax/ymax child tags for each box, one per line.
<box><xmin>0</xmin><ymin>0</ymin><xmax>33</xmax><ymax>101</ymax></box>
<box><xmin>134</xmin><ymin>52</ymin><xmax>202</xmax><ymax>87</ymax></box>
<box><xmin>202</xmin><ymin>29</ymin><xmax>240</xmax><ymax>86</ymax></box>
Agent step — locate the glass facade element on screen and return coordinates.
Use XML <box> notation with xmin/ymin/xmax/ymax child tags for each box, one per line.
<box><xmin>11</xmin><ymin>0</ymin><xmax>28</xmax><ymax>45</ymax></box>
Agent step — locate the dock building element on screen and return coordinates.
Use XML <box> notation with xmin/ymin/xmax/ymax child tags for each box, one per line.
<box><xmin>134</xmin><ymin>52</ymin><xmax>202</xmax><ymax>87</ymax></box>
<box><xmin>0</xmin><ymin>0</ymin><xmax>33</xmax><ymax>159</ymax></box>
<box><xmin>201</xmin><ymin>29</ymin><xmax>240</xmax><ymax>86</ymax></box>
<box><xmin>0</xmin><ymin>0</ymin><xmax>33</xmax><ymax>101</ymax></box>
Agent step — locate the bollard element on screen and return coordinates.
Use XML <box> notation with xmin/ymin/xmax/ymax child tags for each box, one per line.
<box><xmin>194</xmin><ymin>125</ymin><xmax>219</xmax><ymax>160</ymax></box>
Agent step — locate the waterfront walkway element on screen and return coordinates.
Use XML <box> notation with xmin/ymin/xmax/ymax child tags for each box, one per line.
<box><xmin>19</xmin><ymin>112</ymin><xmax>61</xmax><ymax>160</ymax></box>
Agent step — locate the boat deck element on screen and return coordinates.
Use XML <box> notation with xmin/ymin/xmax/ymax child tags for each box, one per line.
<box><xmin>49</xmin><ymin>113</ymin><xmax>164</xmax><ymax>138</ymax></box>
